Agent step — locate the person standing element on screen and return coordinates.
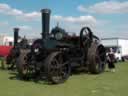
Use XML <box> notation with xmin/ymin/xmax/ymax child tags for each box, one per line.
<box><xmin>106</xmin><ymin>48</ymin><xmax>116</xmax><ymax>72</ymax></box>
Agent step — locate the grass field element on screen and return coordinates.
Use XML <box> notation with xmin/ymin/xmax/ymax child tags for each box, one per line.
<box><xmin>0</xmin><ymin>62</ymin><xmax>128</xmax><ymax>96</ymax></box>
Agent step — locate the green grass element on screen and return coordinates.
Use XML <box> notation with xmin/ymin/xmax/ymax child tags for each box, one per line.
<box><xmin>0</xmin><ymin>62</ymin><xmax>128</xmax><ymax>96</ymax></box>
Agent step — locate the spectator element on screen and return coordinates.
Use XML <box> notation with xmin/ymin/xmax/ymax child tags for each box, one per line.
<box><xmin>106</xmin><ymin>48</ymin><xmax>116</xmax><ymax>72</ymax></box>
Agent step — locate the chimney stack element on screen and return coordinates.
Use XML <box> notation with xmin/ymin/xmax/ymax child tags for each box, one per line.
<box><xmin>41</xmin><ymin>9</ymin><xmax>51</xmax><ymax>39</ymax></box>
<box><xmin>14</xmin><ymin>28</ymin><xmax>19</xmax><ymax>46</ymax></box>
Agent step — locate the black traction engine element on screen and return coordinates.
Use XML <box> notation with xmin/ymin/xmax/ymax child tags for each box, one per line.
<box><xmin>15</xmin><ymin>9</ymin><xmax>106</xmax><ymax>84</ymax></box>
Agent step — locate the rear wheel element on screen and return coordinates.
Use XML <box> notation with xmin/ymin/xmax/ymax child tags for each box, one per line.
<box><xmin>44</xmin><ymin>52</ymin><xmax>71</xmax><ymax>84</ymax></box>
<box><xmin>87</xmin><ymin>43</ymin><xmax>106</xmax><ymax>74</ymax></box>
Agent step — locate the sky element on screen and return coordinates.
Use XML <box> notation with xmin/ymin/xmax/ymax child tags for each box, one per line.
<box><xmin>0</xmin><ymin>0</ymin><xmax>128</xmax><ymax>38</ymax></box>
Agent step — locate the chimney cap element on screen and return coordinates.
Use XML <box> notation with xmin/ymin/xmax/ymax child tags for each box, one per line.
<box><xmin>14</xmin><ymin>28</ymin><xmax>19</xmax><ymax>31</ymax></box>
<box><xmin>41</xmin><ymin>9</ymin><xmax>51</xmax><ymax>14</ymax></box>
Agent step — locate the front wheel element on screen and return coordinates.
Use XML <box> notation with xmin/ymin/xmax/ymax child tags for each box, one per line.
<box><xmin>16</xmin><ymin>49</ymin><xmax>30</xmax><ymax>79</ymax></box>
<box><xmin>44</xmin><ymin>52</ymin><xmax>71</xmax><ymax>84</ymax></box>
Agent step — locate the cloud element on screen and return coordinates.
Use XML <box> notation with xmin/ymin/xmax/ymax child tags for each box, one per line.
<box><xmin>0</xmin><ymin>3</ymin><xmax>23</xmax><ymax>15</ymax></box>
<box><xmin>52</xmin><ymin>15</ymin><xmax>97</xmax><ymax>27</ymax></box>
<box><xmin>0</xmin><ymin>3</ymin><xmax>111</xmax><ymax>38</ymax></box>
<box><xmin>0</xmin><ymin>21</ymin><xmax>8</xmax><ymax>26</ymax></box>
<box><xmin>77</xmin><ymin>1</ymin><xmax>128</xmax><ymax>14</ymax></box>
<box><xmin>0</xmin><ymin>3</ymin><xmax>10</xmax><ymax>11</ymax></box>
<box><xmin>0</xmin><ymin>3</ymin><xmax>40</xmax><ymax>21</ymax></box>
<box><xmin>16</xmin><ymin>25</ymin><xmax>32</xmax><ymax>31</ymax></box>
<box><xmin>51</xmin><ymin>15</ymin><xmax>107</xmax><ymax>36</ymax></box>
<box><xmin>52</xmin><ymin>14</ymin><xmax>110</xmax><ymax>35</ymax></box>
<box><xmin>77</xmin><ymin>5</ymin><xmax>87</xmax><ymax>13</ymax></box>
<box><xmin>8</xmin><ymin>25</ymin><xmax>41</xmax><ymax>38</ymax></box>
<box><xmin>0</xmin><ymin>3</ymin><xmax>100</xmax><ymax>37</ymax></box>
<box><xmin>18</xmin><ymin>11</ymin><xmax>40</xmax><ymax>21</ymax></box>
<box><xmin>9</xmin><ymin>9</ymin><xmax>23</xmax><ymax>16</ymax></box>
<box><xmin>0</xmin><ymin>3</ymin><xmax>98</xmax><ymax>25</ymax></box>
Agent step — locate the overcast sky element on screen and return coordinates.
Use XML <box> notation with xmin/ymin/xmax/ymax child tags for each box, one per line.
<box><xmin>0</xmin><ymin>0</ymin><xmax>128</xmax><ymax>38</ymax></box>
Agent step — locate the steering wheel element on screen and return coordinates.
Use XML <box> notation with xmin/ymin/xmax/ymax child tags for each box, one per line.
<box><xmin>80</xmin><ymin>27</ymin><xmax>93</xmax><ymax>47</ymax></box>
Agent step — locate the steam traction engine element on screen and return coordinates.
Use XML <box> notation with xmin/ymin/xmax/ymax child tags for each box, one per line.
<box><xmin>16</xmin><ymin>9</ymin><xmax>106</xmax><ymax>84</ymax></box>
<box><xmin>6</xmin><ymin>28</ymin><xmax>29</xmax><ymax>70</ymax></box>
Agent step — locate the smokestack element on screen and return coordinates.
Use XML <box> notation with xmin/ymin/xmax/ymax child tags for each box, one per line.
<box><xmin>14</xmin><ymin>28</ymin><xmax>19</xmax><ymax>46</ymax></box>
<box><xmin>41</xmin><ymin>9</ymin><xmax>51</xmax><ymax>39</ymax></box>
